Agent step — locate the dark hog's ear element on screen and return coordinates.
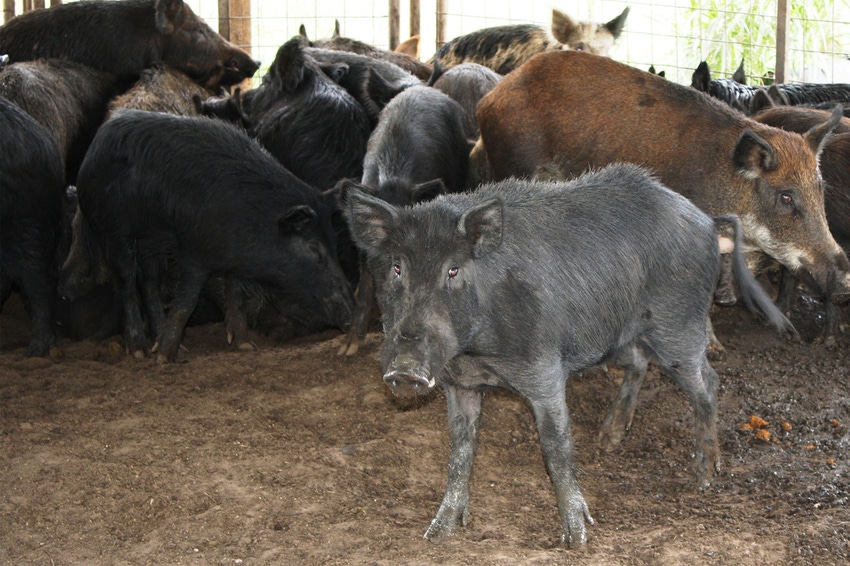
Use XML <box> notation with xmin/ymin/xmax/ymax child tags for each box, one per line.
<box><xmin>733</xmin><ymin>130</ymin><xmax>777</xmax><ymax>179</ymax></box>
<box><xmin>320</xmin><ymin>62</ymin><xmax>349</xmax><ymax>84</ymax></box>
<box><xmin>410</xmin><ymin>179</ymin><xmax>447</xmax><ymax>204</ymax></box>
<box><xmin>154</xmin><ymin>0</ymin><xmax>184</xmax><ymax>34</ymax></box>
<box><xmin>604</xmin><ymin>7</ymin><xmax>630</xmax><ymax>39</ymax></box>
<box><xmin>280</xmin><ymin>204</ymin><xmax>316</xmax><ymax>233</ymax></box>
<box><xmin>345</xmin><ymin>189</ymin><xmax>399</xmax><ymax>253</ymax></box>
<box><xmin>271</xmin><ymin>38</ymin><xmax>308</xmax><ymax>93</ymax></box>
<box><xmin>803</xmin><ymin>105</ymin><xmax>842</xmax><ymax>157</ymax></box>
<box><xmin>458</xmin><ymin>198</ymin><xmax>502</xmax><ymax>259</ymax></box>
<box><xmin>732</xmin><ymin>58</ymin><xmax>747</xmax><ymax>84</ymax></box>
<box><xmin>327</xmin><ymin>178</ymin><xmax>373</xmax><ymax>210</ymax></box>
<box><xmin>691</xmin><ymin>61</ymin><xmax>711</xmax><ymax>92</ymax></box>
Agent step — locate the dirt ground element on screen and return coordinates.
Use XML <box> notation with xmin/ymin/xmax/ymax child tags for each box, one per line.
<box><xmin>1</xmin><ymin>287</ymin><xmax>848</xmax><ymax>565</ymax></box>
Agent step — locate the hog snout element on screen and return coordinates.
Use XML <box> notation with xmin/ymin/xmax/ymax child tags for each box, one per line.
<box><xmin>383</xmin><ymin>354</ymin><xmax>436</xmax><ymax>398</ymax></box>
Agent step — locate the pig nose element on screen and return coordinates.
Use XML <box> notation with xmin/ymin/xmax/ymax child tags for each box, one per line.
<box><xmin>383</xmin><ymin>370</ymin><xmax>433</xmax><ymax>398</ymax></box>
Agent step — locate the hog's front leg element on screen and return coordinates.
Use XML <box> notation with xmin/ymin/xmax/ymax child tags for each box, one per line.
<box><xmin>424</xmin><ymin>384</ymin><xmax>482</xmax><ymax>540</ymax></box>
<box><xmin>528</xmin><ymin>378</ymin><xmax>594</xmax><ymax>547</ymax></box>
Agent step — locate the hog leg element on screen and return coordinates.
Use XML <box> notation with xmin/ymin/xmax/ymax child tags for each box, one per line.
<box><xmin>713</xmin><ymin>252</ymin><xmax>737</xmax><ymax>306</ymax></box>
<box><xmin>113</xmin><ymin>252</ymin><xmax>149</xmax><ymax>358</ymax></box>
<box><xmin>424</xmin><ymin>384</ymin><xmax>482</xmax><ymax>541</ymax></box>
<box><xmin>663</xmin><ymin>357</ymin><xmax>720</xmax><ymax>488</ymax></box>
<box><xmin>525</xmin><ymin>368</ymin><xmax>593</xmax><ymax>547</ymax></box>
<box><xmin>138</xmin><ymin>254</ymin><xmax>166</xmax><ymax>341</ymax></box>
<box><xmin>155</xmin><ymin>265</ymin><xmax>208</xmax><ymax>363</ymax></box>
<box><xmin>338</xmin><ymin>263</ymin><xmax>375</xmax><ymax>356</ymax></box>
<box><xmin>597</xmin><ymin>343</ymin><xmax>649</xmax><ymax>451</ymax></box>
<box><xmin>223</xmin><ymin>277</ymin><xmax>257</xmax><ymax>351</ymax></box>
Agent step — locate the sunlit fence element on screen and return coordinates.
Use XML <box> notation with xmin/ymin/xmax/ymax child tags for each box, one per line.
<box><xmin>5</xmin><ymin>0</ymin><xmax>850</xmax><ymax>85</ymax></box>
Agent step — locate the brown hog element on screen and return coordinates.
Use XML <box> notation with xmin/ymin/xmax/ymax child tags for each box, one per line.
<box><xmin>476</xmin><ymin>50</ymin><xmax>850</xmax><ymax>307</ymax></box>
<box><xmin>0</xmin><ymin>0</ymin><xmax>259</xmax><ymax>88</ymax></box>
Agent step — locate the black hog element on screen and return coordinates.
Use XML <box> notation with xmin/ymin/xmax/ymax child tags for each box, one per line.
<box><xmin>70</xmin><ymin>109</ymin><xmax>354</xmax><ymax>362</ymax></box>
<box><xmin>692</xmin><ymin>61</ymin><xmax>850</xmax><ymax>116</ymax></box>
<box><xmin>346</xmin><ymin>163</ymin><xmax>787</xmax><ymax>546</ymax></box>
<box><xmin>0</xmin><ymin>59</ymin><xmax>126</xmax><ymax>183</ymax></box>
<box><xmin>429</xmin><ymin>7</ymin><xmax>629</xmax><ymax>75</ymax></box>
<box><xmin>244</xmin><ymin>38</ymin><xmax>372</xmax><ymax>192</ymax></box>
<box><xmin>428</xmin><ymin>61</ymin><xmax>502</xmax><ymax>140</ymax></box>
<box><xmin>0</xmin><ymin>96</ymin><xmax>65</xmax><ymax>356</ymax></box>
<box><xmin>0</xmin><ymin>0</ymin><xmax>259</xmax><ymax>88</ymax></box>
<box><xmin>299</xmin><ymin>20</ymin><xmax>433</xmax><ymax>81</ymax></box>
<box><xmin>477</xmin><ymin>50</ymin><xmax>850</xmax><ymax>312</ymax></box>
<box><xmin>336</xmin><ymin>84</ymin><xmax>471</xmax><ymax>356</ymax></box>
<box><xmin>305</xmin><ymin>46</ymin><xmax>422</xmax><ymax>125</ymax></box>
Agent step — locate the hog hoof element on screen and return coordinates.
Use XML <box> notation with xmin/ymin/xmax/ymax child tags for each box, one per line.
<box><xmin>237</xmin><ymin>340</ymin><xmax>258</xmax><ymax>352</ymax></box>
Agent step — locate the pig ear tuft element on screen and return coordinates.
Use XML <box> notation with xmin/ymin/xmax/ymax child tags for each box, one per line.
<box><xmin>345</xmin><ymin>189</ymin><xmax>398</xmax><ymax>253</ymax></box>
<box><xmin>604</xmin><ymin>7</ymin><xmax>630</xmax><ymax>39</ymax></box>
<box><xmin>154</xmin><ymin>0</ymin><xmax>183</xmax><ymax>34</ymax></box>
<box><xmin>733</xmin><ymin>130</ymin><xmax>778</xmax><ymax>178</ymax></box>
<box><xmin>459</xmin><ymin>198</ymin><xmax>503</xmax><ymax>259</ymax></box>
<box><xmin>410</xmin><ymin>179</ymin><xmax>446</xmax><ymax>204</ymax></box>
<box><xmin>803</xmin><ymin>105</ymin><xmax>842</xmax><ymax>157</ymax></box>
<box><xmin>280</xmin><ymin>205</ymin><xmax>316</xmax><ymax>233</ymax></box>
<box><xmin>551</xmin><ymin>9</ymin><xmax>578</xmax><ymax>43</ymax></box>
<box><xmin>691</xmin><ymin>61</ymin><xmax>711</xmax><ymax>92</ymax></box>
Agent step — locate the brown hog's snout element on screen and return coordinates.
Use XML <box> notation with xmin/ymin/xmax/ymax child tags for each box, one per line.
<box><xmin>383</xmin><ymin>353</ymin><xmax>435</xmax><ymax>398</ymax></box>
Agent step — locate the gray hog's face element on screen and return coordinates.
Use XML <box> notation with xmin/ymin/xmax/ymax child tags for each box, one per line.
<box><xmin>345</xmin><ymin>190</ymin><xmax>502</xmax><ymax>397</ymax></box>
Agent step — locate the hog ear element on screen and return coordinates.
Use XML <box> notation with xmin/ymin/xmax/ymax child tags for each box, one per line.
<box><xmin>154</xmin><ymin>0</ymin><xmax>183</xmax><ymax>34</ymax></box>
<box><xmin>320</xmin><ymin>62</ymin><xmax>349</xmax><ymax>84</ymax></box>
<box><xmin>733</xmin><ymin>130</ymin><xmax>778</xmax><ymax>179</ymax></box>
<box><xmin>732</xmin><ymin>59</ymin><xmax>747</xmax><ymax>85</ymax></box>
<box><xmin>279</xmin><ymin>204</ymin><xmax>316</xmax><ymax>234</ymax></box>
<box><xmin>604</xmin><ymin>7</ymin><xmax>630</xmax><ymax>39</ymax></box>
<box><xmin>275</xmin><ymin>39</ymin><xmax>308</xmax><ymax>93</ymax></box>
<box><xmin>551</xmin><ymin>9</ymin><xmax>578</xmax><ymax>43</ymax></box>
<box><xmin>691</xmin><ymin>61</ymin><xmax>711</xmax><ymax>92</ymax></box>
<box><xmin>396</xmin><ymin>35</ymin><xmax>420</xmax><ymax>58</ymax></box>
<box><xmin>803</xmin><ymin>105</ymin><xmax>842</xmax><ymax>157</ymax></box>
<box><xmin>458</xmin><ymin>198</ymin><xmax>503</xmax><ymax>259</ymax></box>
<box><xmin>410</xmin><ymin>180</ymin><xmax>447</xmax><ymax>204</ymax></box>
<box><xmin>330</xmin><ymin>179</ymin><xmax>374</xmax><ymax>210</ymax></box>
<box><xmin>749</xmin><ymin>88</ymin><xmax>776</xmax><ymax>114</ymax></box>
<box><xmin>332</xmin><ymin>20</ymin><xmax>341</xmax><ymax>39</ymax></box>
<box><xmin>346</xmin><ymin>189</ymin><xmax>399</xmax><ymax>253</ymax></box>
<box><xmin>298</xmin><ymin>24</ymin><xmax>310</xmax><ymax>42</ymax></box>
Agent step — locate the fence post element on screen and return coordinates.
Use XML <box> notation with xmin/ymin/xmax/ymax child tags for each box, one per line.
<box><xmin>389</xmin><ymin>0</ymin><xmax>399</xmax><ymax>49</ymax></box>
<box><xmin>436</xmin><ymin>0</ymin><xmax>446</xmax><ymax>52</ymax></box>
<box><xmin>3</xmin><ymin>0</ymin><xmax>14</xmax><ymax>23</ymax></box>
<box><xmin>409</xmin><ymin>0</ymin><xmax>420</xmax><ymax>39</ymax></box>
<box><xmin>218</xmin><ymin>0</ymin><xmax>231</xmax><ymax>41</ymax></box>
<box><xmin>775</xmin><ymin>0</ymin><xmax>789</xmax><ymax>83</ymax></box>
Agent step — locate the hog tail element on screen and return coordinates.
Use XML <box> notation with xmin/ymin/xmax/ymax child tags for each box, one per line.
<box><xmin>714</xmin><ymin>214</ymin><xmax>799</xmax><ymax>338</ymax></box>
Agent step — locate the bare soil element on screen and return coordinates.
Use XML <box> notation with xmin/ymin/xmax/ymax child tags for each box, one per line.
<box><xmin>1</xmin><ymin>290</ymin><xmax>848</xmax><ymax>565</ymax></box>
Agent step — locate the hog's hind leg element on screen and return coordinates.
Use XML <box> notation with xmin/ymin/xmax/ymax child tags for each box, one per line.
<box><xmin>597</xmin><ymin>343</ymin><xmax>650</xmax><ymax>451</ymax></box>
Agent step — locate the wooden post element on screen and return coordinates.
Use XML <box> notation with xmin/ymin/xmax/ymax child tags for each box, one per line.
<box><xmin>775</xmin><ymin>0</ymin><xmax>789</xmax><ymax>83</ymax></box>
<box><xmin>50</xmin><ymin>0</ymin><xmax>61</xmax><ymax>6</ymax></box>
<box><xmin>409</xmin><ymin>0</ymin><xmax>419</xmax><ymax>40</ymax></box>
<box><xmin>230</xmin><ymin>0</ymin><xmax>251</xmax><ymax>57</ymax></box>
<box><xmin>32</xmin><ymin>0</ymin><xmax>45</xmax><ymax>9</ymax></box>
<box><xmin>218</xmin><ymin>0</ymin><xmax>231</xmax><ymax>41</ymax></box>
<box><xmin>389</xmin><ymin>0</ymin><xmax>399</xmax><ymax>49</ymax></box>
<box><xmin>436</xmin><ymin>0</ymin><xmax>446</xmax><ymax>51</ymax></box>
<box><xmin>3</xmin><ymin>0</ymin><xmax>14</xmax><ymax>23</ymax></box>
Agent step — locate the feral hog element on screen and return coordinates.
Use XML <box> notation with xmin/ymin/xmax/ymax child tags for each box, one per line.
<box><xmin>430</xmin><ymin>7</ymin><xmax>629</xmax><ymax>75</ymax></box>
<box><xmin>477</xmin><ymin>50</ymin><xmax>850</xmax><ymax>310</ymax></box>
<box><xmin>0</xmin><ymin>0</ymin><xmax>259</xmax><ymax>88</ymax></box>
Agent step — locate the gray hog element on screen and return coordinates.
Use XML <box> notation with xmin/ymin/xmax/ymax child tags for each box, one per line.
<box><xmin>345</xmin><ymin>163</ymin><xmax>789</xmax><ymax>546</ymax></box>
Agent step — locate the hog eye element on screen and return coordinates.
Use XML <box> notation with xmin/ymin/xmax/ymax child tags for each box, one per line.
<box><xmin>781</xmin><ymin>192</ymin><xmax>795</xmax><ymax>207</ymax></box>
<box><xmin>448</xmin><ymin>267</ymin><xmax>458</xmax><ymax>279</ymax></box>
<box><xmin>393</xmin><ymin>264</ymin><xmax>402</xmax><ymax>277</ymax></box>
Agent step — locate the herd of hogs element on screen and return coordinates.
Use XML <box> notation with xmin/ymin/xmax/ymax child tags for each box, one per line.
<box><xmin>1</xmin><ymin>0</ymin><xmax>849</xmax><ymax>548</ymax></box>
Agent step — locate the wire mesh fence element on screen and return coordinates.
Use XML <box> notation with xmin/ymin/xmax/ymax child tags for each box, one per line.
<box><xmin>4</xmin><ymin>0</ymin><xmax>850</xmax><ymax>85</ymax></box>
